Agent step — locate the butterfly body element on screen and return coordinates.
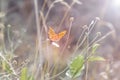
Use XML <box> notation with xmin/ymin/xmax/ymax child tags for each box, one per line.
<box><xmin>48</xmin><ymin>27</ymin><xmax>66</xmax><ymax>42</ymax></box>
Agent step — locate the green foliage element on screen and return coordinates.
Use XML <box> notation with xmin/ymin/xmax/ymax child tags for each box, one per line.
<box><xmin>90</xmin><ymin>43</ymin><xmax>105</xmax><ymax>61</ymax></box>
<box><xmin>20</xmin><ymin>67</ymin><xmax>27</xmax><ymax>80</ymax></box>
<box><xmin>66</xmin><ymin>43</ymin><xmax>105</xmax><ymax>79</ymax></box>
<box><xmin>2</xmin><ymin>61</ymin><xmax>12</xmax><ymax>73</ymax></box>
<box><xmin>20</xmin><ymin>67</ymin><xmax>34</xmax><ymax>80</ymax></box>
<box><xmin>66</xmin><ymin>55</ymin><xmax>85</xmax><ymax>78</ymax></box>
<box><xmin>88</xmin><ymin>56</ymin><xmax>105</xmax><ymax>62</ymax></box>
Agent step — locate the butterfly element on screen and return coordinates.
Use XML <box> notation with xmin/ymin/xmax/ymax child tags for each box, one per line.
<box><xmin>48</xmin><ymin>27</ymin><xmax>67</xmax><ymax>42</ymax></box>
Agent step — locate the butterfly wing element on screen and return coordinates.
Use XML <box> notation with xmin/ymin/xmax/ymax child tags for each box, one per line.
<box><xmin>48</xmin><ymin>27</ymin><xmax>57</xmax><ymax>41</ymax></box>
<box><xmin>58</xmin><ymin>30</ymin><xmax>67</xmax><ymax>40</ymax></box>
<box><xmin>48</xmin><ymin>27</ymin><xmax>56</xmax><ymax>35</ymax></box>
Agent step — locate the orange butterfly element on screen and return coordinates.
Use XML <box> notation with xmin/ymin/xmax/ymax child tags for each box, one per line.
<box><xmin>48</xmin><ymin>27</ymin><xmax>67</xmax><ymax>42</ymax></box>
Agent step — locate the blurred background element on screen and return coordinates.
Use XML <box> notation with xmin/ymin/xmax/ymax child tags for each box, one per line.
<box><xmin>0</xmin><ymin>0</ymin><xmax>120</xmax><ymax>80</ymax></box>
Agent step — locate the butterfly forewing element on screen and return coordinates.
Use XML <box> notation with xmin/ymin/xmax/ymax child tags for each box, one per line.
<box><xmin>48</xmin><ymin>27</ymin><xmax>56</xmax><ymax>35</ymax></box>
<box><xmin>58</xmin><ymin>30</ymin><xmax>66</xmax><ymax>39</ymax></box>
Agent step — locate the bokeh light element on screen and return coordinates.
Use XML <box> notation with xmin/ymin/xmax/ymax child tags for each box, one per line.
<box><xmin>112</xmin><ymin>0</ymin><xmax>120</xmax><ymax>8</ymax></box>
